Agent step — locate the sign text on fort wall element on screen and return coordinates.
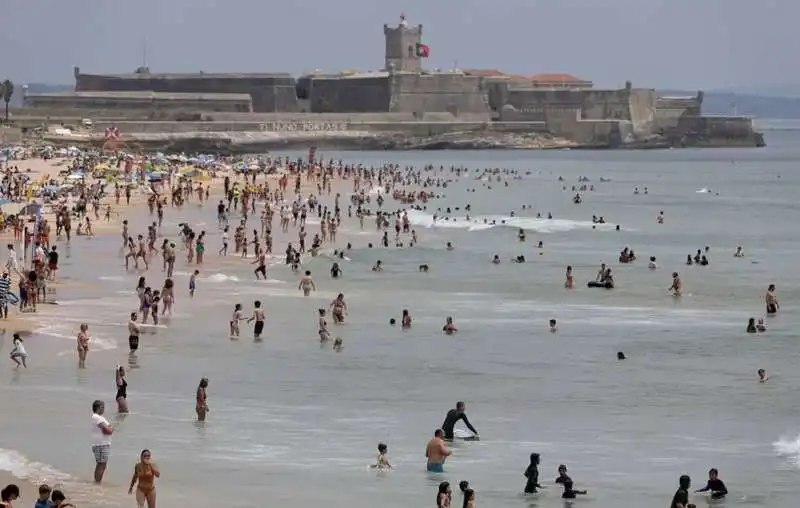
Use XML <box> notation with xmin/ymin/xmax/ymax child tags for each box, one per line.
<box><xmin>259</xmin><ymin>121</ymin><xmax>348</xmax><ymax>132</ymax></box>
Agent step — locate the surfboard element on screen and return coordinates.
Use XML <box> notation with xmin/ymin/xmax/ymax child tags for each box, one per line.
<box><xmin>453</xmin><ymin>429</ymin><xmax>480</xmax><ymax>441</ymax></box>
<box><xmin>6</xmin><ymin>292</ymin><xmax>19</xmax><ymax>305</ymax></box>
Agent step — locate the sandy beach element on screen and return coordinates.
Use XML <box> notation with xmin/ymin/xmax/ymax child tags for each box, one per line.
<box><xmin>0</xmin><ymin>153</ymin><xmax>381</xmax><ymax>507</ymax></box>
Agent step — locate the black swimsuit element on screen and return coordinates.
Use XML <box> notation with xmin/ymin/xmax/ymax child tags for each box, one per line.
<box><xmin>116</xmin><ymin>378</ymin><xmax>128</xmax><ymax>400</ymax></box>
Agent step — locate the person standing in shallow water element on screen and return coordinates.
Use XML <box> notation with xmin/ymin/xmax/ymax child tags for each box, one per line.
<box><xmin>523</xmin><ymin>453</ymin><xmax>542</xmax><ymax>493</ymax></box>
<box><xmin>77</xmin><ymin>323</ymin><xmax>90</xmax><ymax>368</ymax></box>
<box><xmin>116</xmin><ymin>365</ymin><xmax>129</xmax><ymax>413</ymax></box>
<box><xmin>765</xmin><ymin>284</ymin><xmax>779</xmax><ymax>315</ymax></box>
<box><xmin>90</xmin><ymin>400</ymin><xmax>113</xmax><ymax>483</ymax></box>
<box><xmin>437</xmin><ymin>481</ymin><xmax>452</xmax><ymax>508</ymax></box>
<box><xmin>196</xmin><ymin>378</ymin><xmax>209</xmax><ymax>422</ymax></box>
<box><xmin>129</xmin><ymin>449</ymin><xmax>160</xmax><ymax>508</ymax></box>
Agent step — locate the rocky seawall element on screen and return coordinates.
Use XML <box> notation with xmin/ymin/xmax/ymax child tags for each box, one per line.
<box><xmin>40</xmin><ymin>130</ymin><xmax>579</xmax><ymax>153</ymax></box>
<box><xmin>38</xmin><ymin>127</ymin><xmax>764</xmax><ymax>154</ymax></box>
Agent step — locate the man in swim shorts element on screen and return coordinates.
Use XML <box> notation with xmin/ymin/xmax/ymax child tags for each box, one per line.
<box><xmin>442</xmin><ymin>401</ymin><xmax>479</xmax><ymax>441</ymax></box>
<box><xmin>425</xmin><ymin>429</ymin><xmax>451</xmax><ymax>473</ymax></box>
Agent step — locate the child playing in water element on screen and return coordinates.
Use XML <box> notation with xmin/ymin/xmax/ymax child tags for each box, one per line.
<box><xmin>549</xmin><ymin>319</ymin><xmax>558</xmax><ymax>333</ymax></box>
<box><xmin>371</xmin><ymin>443</ymin><xmax>392</xmax><ymax>470</ymax></box>
<box><xmin>230</xmin><ymin>304</ymin><xmax>243</xmax><ymax>338</ymax></box>
<box><xmin>10</xmin><ymin>333</ymin><xmax>27</xmax><ymax>368</ymax></box>
<box><xmin>189</xmin><ymin>270</ymin><xmax>199</xmax><ymax>297</ymax></box>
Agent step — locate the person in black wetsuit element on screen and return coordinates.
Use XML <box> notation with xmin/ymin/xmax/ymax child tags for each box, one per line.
<box><xmin>695</xmin><ymin>468</ymin><xmax>727</xmax><ymax>500</ymax></box>
<box><xmin>555</xmin><ymin>464</ymin><xmax>586</xmax><ymax>499</ymax></box>
<box><xmin>670</xmin><ymin>474</ymin><xmax>691</xmax><ymax>508</ymax></box>
<box><xmin>523</xmin><ymin>453</ymin><xmax>543</xmax><ymax>493</ymax></box>
<box><xmin>442</xmin><ymin>401</ymin><xmax>478</xmax><ymax>440</ymax></box>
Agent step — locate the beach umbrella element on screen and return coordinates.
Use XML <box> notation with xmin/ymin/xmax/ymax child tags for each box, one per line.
<box><xmin>66</xmin><ymin>174</ymin><xmax>85</xmax><ymax>180</ymax></box>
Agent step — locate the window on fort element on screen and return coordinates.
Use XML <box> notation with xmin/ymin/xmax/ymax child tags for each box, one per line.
<box><xmin>408</xmin><ymin>45</ymin><xmax>414</xmax><ymax>57</ymax></box>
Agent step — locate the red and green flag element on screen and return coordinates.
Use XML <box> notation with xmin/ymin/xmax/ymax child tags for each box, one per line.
<box><xmin>416</xmin><ymin>43</ymin><xmax>430</xmax><ymax>58</ymax></box>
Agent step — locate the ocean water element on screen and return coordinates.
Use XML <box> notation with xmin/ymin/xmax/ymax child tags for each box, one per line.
<box><xmin>2</xmin><ymin>131</ymin><xmax>800</xmax><ymax>507</ymax></box>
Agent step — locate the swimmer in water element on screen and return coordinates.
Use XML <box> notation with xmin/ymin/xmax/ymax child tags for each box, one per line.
<box><xmin>371</xmin><ymin>443</ymin><xmax>392</xmax><ymax>470</ymax></box>
<box><xmin>298</xmin><ymin>270</ymin><xmax>316</xmax><ymax>296</ymax></box>
<box><xmin>492</xmin><ymin>255</ymin><xmax>500</xmax><ymax>264</ymax></box>
<box><xmin>564</xmin><ymin>265</ymin><xmax>573</xmax><ymax>289</ymax></box>
<box><xmin>670</xmin><ymin>474</ymin><xmax>691</xmax><ymax>508</ymax></box>
<box><xmin>442</xmin><ymin>317</ymin><xmax>458</xmax><ymax>335</ymax></box>
<box><xmin>757</xmin><ymin>318</ymin><xmax>767</xmax><ymax>332</ymax></box>
<box><xmin>518</xmin><ymin>229</ymin><xmax>526</xmax><ymax>242</ymax></box>
<box><xmin>333</xmin><ymin>337</ymin><xmax>343</xmax><ymax>352</ymax></box>
<box><xmin>372</xmin><ymin>260</ymin><xmax>383</xmax><ymax>272</ymax></box>
<box><xmin>648</xmin><ymin>256</ymin><xmax>658</xmax><ymax>269</ymax></box>
<box><xmin>555</xmin><ymin>464</ymin><xmax>587</xmax><ymax>499</ymax></box>
<box><xmin>549</xmin><ymin>319</ymin><xmax>558</xmax><ymax>333</ymax></box>
<box><xmin>746</xmin><ymin>318</ymin><xmax>757</xmax><ymax>333</ymax></box>
<box><xmin>734</xmin><ymin>246</ymin><xmax>744</xmax><ymax>257</ymax></box>
<box><xmin>695</xmin><ymin>468</ymin><xmax>727</xmax><ymax>500</ymax></box>
<box><xmin>523</xmin><ymin>453</ymin><xmax>543</xmax><ymax>494</ymax></box>
<box><xmin>669</xmin><ymin>272</ymin><xmax>682</xmax><ymax>296</ymax></box>
<box><xmin>446</xmin><ymin>242</ymin><xmax>454</xmax><ymax>251</ymax></box>
<box><xmin>401</xmin><ymin>309</ymin><xmax>412</xmax><ymax>329</ymax></box>
<box><xmin>758</xmin><ymin>369</ymin><xmax>769</xmax><ymax>382</ymax></box>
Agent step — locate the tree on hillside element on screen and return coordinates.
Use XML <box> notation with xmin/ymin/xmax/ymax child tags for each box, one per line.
<box><xmin>0</xmin><ymin>80</ymin><xmax>14</xmax><ymax>122</ymax></box>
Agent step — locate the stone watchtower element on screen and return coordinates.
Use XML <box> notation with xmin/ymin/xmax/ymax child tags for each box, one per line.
<box><xmin>384</xmin><ymin>14</ymin><xmax>423</xmax><ymax>73</ymax></box>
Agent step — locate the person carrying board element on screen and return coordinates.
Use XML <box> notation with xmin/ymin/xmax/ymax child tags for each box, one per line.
<box><xmin>442</xmin><ymin>401</ymin><xmax>479</xmax><ymax>441</ymax></box>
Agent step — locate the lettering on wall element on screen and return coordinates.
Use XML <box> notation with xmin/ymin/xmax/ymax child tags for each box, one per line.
<box><xmin>259</xmin><ymin>121</ymin><xmax>348</xmax><ymax>132</ymax></box>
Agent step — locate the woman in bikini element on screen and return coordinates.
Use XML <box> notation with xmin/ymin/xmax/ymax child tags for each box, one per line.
<box><xmin>298</xmin><ymin>270</ymin><xmax>316</xmax><ymax>296</ymax></box>
<box><xmin>77</xmin><ymin>323</ymin><xmax>90</xmax><ymax>369</ymax></box>
<box><xmin>196</xmin><ymin>377</ymin><xmax>209</xmax><ymax>422</ymax></box>
<box><xmin>128</xmin><ymin>449</ymin><xmax>160</xmax><ymax>508</ymax></box>
<box><xmin>330</xmin><ymin>293</ymin><xmax>347</xmax><ymax>324</ymax></box>
<box><xmin>161</xmin><ymin>279</ymin><xmax>174</xmax><ymax>316</ymax></box>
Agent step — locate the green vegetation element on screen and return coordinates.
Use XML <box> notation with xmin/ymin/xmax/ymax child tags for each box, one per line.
<box><xmin>0</xmin><ymin>79</ymin><xmax>14</xmax><ymax>122</ymax></box>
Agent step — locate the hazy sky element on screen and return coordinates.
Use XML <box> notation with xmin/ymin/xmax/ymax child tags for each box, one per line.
<box><xmin>0</xmin><ymin>0</ymin><xmax>792</xmax><ymax>90</ymax></box>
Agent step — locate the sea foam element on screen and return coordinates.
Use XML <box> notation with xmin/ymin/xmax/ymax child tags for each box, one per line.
<box><xmin>405</xmin><ymin>209</ymin><xmax>617</xmax><ymax>233</ymax></box>
<box><xmin>774</xmin><ymin>435</ymin><xmax>800</xmax><ymax>467</ymax></box>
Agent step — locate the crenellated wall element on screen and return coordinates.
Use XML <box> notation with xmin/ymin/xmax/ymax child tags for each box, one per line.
<box><xmin>74</xmin><ymin>68</ymin><xmax>299</xmax><ymax>112</ymax></box>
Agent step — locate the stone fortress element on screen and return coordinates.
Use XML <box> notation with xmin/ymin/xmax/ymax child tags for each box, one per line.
<box><xmin>22</xmin><ymin>15</ymin><xmax>763</xmax><ymax>149</ymax></box>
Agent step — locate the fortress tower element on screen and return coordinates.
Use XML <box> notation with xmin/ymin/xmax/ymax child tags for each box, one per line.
<box><xmin>383</xmin><ymin>14</ymin><xmax>423</xmax><ymax>73</ymax></box>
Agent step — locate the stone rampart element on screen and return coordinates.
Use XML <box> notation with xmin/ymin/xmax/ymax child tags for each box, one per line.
<box><xmin>306</xmin><ymin>77</ymin><xmax>391</xmax><ymax>113</ymax></box>
<box><xmin>389</xmin><ymin>73</ymin><xmax>490</xmax><ymax>116</ymax></box>
<box><xmin>24</xmin><ymin>91</ymin><xmax>253</xmax><ymax>113</ymax></box>
<box><xmin>75</xmin><ymin>70</ymin><xmax>299</xmax><ymax>112</ymax></box>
